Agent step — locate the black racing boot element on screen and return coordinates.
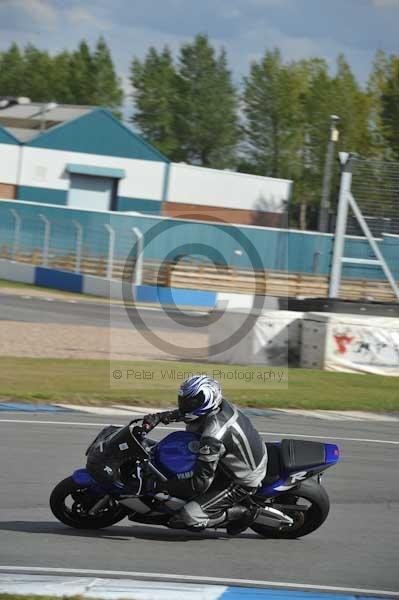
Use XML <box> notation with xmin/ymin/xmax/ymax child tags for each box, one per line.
<box><xmin>226</xmin><ymin>505</ymin><xmax>259</xmax><ymax>536</ymax></box>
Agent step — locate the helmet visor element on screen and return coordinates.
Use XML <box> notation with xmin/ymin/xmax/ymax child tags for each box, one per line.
<box><xmin>178</xmin><ymin>390</ymin><xmax>205</xmax><ymax>415</ymax></box>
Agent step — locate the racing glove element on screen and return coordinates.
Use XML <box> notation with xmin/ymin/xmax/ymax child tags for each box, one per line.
<box><xmin>142</xmin><ymin>409</ymin><xmax>181</xmax><ymax>432</ymax></box>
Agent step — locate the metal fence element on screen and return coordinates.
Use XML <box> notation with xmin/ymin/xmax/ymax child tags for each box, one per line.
<box><xmin>348</xmin><ymin>157</ymin><xmax>399</xmax><ymax>237</ymax></box>
<box><xmin>0</xmin><ymin>209</ymin><xmax>144</xmax><ymax>281</ymax></box>
<box><xmin>330</xmin><ymin>154</ymin><xmax>399</xmax><ymax>302</ymax></box>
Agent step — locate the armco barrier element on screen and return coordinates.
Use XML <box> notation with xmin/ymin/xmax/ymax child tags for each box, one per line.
<box><xmin>0</xmin><ymin>259</ymin><xmax>220</xmax><ymax>308</ymax></box>
<box><xmin>135</xmin><ymin>283</ymin><xmax>217</xmax><ymax>307</ymax></box>
<box><xmin>35</xmin><ymin>266</ymin><xmax>83</xmax><ymax>293</ymax></box>
<box><xmin>0</xmin><ymin>258</ymin><xmax>35</xmax><ymax>284</ymax></box>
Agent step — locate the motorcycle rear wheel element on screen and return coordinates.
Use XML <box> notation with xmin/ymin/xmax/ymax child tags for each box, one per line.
<box><xmin>50</xmin><ymin>476</ymin><xmax>126</xmax><ymax>529</ymax></box>
<box><xmin>251</xmin><ymin>479</ymin><xmax>330</xmax><ymax>539</ymax></box>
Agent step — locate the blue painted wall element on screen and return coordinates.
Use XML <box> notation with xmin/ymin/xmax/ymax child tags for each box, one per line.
<box><xmin>1</xmin><ymin>200</ymin><xmax>398</xmax><ymax>282</ymax></box>
<box><xmin>117</xmin><ymin>197</ymin><xmax>162</xmax><ymax>214</ymax></box>
<box><xmin>16</xmin><ymin>186</ymin><xmax>162</xmax><ymax>214</ymax></box>
<box><xmin>18</xmin><ymin>186</ymin><xmax>67</xmax><ymax>205</ymax></box>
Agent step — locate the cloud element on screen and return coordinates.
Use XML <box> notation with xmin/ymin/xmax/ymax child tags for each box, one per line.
<box><xmin>0</xmin><ymin>0</ymin><xmax>58</xmax><ymax>31</ymax></box>
<box><xmin>65</xmin><ymin>6</ymin><xmax>109</xmax><ymax>30</ymax></box>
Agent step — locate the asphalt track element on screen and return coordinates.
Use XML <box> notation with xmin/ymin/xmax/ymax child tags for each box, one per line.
<box><xmin>0</xmin><ymin>411</ymin><xmax>398</xmax><ymax>594</ymax></box>
<box><xmin>0</xmin><ymin>292</ymin><xmax>210</xmax><ymax>331</ymax></box>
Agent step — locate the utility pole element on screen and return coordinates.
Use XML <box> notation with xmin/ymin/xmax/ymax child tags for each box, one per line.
<box><xmin>318</xmin><ymin>114</ymin><xmax>340</xmax><ymax>232</ymax></box>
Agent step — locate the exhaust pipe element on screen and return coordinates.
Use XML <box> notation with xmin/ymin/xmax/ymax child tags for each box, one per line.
<box><xmin>254</xmin><ymin>505</ymin><xmax>294</xmax><ymax>529</ymax></box>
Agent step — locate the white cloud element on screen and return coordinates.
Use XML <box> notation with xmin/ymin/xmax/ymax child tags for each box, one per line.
<box><xmin>65</xmin><ymin>6</ymin><xmax>109</xmax><ymax>30</ymax></box>
<box><xmin>4</xmin><ymin>0</ymin><xmax>58</xmax><ymax>30</ymax></box>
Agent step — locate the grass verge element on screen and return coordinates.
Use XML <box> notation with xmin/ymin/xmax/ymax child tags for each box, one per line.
<box><xmin>0</xmin><ymin>357</ymin><xmax>398</xmax><ymax>411</ymax></box>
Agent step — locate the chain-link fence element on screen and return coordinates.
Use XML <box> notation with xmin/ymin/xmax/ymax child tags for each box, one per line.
<box><xmin>348</xmin><ymin>157</ymin><xmax>399</xmax><ymax>237</ymax></box>
<box><xmin>330</xmin><ymin>154</ymin><xmax>399</xmax><ymax>302</ymax></box>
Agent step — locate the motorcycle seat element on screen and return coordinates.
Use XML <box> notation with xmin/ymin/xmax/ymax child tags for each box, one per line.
<box><xmin>263</xmin><ymin>442</ymin><xmax>282</xmax><ymax>484</ymax></box>
<box><xmin>280</xmin><ymin>439</ymin><xmax>326</xmax><ymax>471</ymax></box>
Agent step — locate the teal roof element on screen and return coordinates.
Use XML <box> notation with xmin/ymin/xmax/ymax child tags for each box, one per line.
<box><xmin>27</xmin><ymin>109</ymin><xmax>169</xmax><ymax>162</ymax></box>
<box><xmin>0</xmin><ymin>125</ymin><xmax>19</xmax><ymax>145</ymax></box>
<box><xmin>67</xmin><ymin>163</ymin><xmax>125</xmax><ymax>178</ymax></box>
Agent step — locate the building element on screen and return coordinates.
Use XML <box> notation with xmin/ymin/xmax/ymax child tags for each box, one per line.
<box><xmin>0</xmin><ymin>101</ymin><xmax>291</xmax><ymax>226</ymax></box>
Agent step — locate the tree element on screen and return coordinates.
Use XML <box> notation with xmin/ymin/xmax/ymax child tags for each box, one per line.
<box><xmin>51</xmin><ymin>51</ymin><xmax>75</xmax><ymax>104</ymax></box>
<box><xmin>92</xmin><ymin>36</ymin><xmax>123</xmax><ymax>115</ymax></box>
<box><xmin>242</xmin><ymin>49</ymin><xmax>304</xmax><ymax>178</ymax></box>
<box><xmin>22</xmin><ymin>44</ymin><xmax>54</xmax><ymax>102</ymax></box>
<box><xmin>330</xmin><ymin>54</ymin><xmax>371</xmax><ymax>156</ymax></box>
<box><xmin>130</xmin><ymin>47</ymin><xmax>180</xmax><ymax>158</ymax></box>
<box><xmin>367</xmin><ymin>50</ymin><xmax>391</xmax><ymax>156</ymax></box>
<box><xmin>0</xmin><ymin>43</ymin><xmax>25</xmax><ymax>96</ymax></box>
<box><xmin>174</xmin><ymin>35</ymin><xmax>238</xmax><ymax>167</ymax></box>
<box><xmin>69</xmin><ymin>40</ymin><xmax>96</xmax><ymax>105</ymax></box>
<box><xmin>294</xmin><ymin>58</ymin><xmax>334</xmax><ymax>229</ymax></box>
<box><xmin>381</xmin><ymin>55</ymin><xmax>399</xmax><ymax>159</ymax></box>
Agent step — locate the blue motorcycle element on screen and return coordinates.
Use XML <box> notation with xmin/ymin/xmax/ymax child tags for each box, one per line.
<box><xmin>50</xmin><ymin>418</ymin><xmax>340</xmax><ymax>538</ymax></box>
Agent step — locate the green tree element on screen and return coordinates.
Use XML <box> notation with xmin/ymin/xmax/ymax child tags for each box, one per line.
<box><xmin>69</xmin><ymin>40</ymin><xmax>96</xmax><ymax>105</ymax></box>
<box><xmin>367</xmin><ymin>50</ymin><xmax>391</xmax><ymax>156</ymax></box>
<box><xmin>51</xmin><ymin>51</ymin><xmax>75</xmax><ymax>104</ymax></box>
<box><xmin>330</xmin><ymin>54</ymin><xmax>371</xmax><ymax>155</ymax></box>
<box><xmin>22</xmin><ymin>44</ymin><xmax>54</xmax><ymax>101</ymax></box>
<box><xmin>0</xmin><ymin>43</ymin><xmax>25</xmax><ymax>96</ymax></box>
<box><xmin>130</xmin><ymin>46</ymin><xmax>179</xmax><ymax>158</ymax></box>
<box><xmin>242</xmin><ymin>49</ymin><xmax>304</xmax><ymax>178</ymax></box>
<box><xmin>175</xmin><ymin>34</ymin><xmax>239</xmax><ymax>167</ymax></box>
<box><xmin>92</xmin><ymin>36</ymin><xmax>123</xmax><ymax>115</ymax></box>
<box><xmin>381</xmin><ymin>55</ymin><xmax>399</xmax><ymax>159</ymax></box>
<box><xmin>294</xmin><ymin>58</ymin><xmax>334</xmax><ymax>228</ymax></box>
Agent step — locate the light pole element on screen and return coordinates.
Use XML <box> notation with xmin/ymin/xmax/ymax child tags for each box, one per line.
<box><xmin>318</xmin><ymin>115</ymin><xmax>340</xmax><ymax>233</ymax></box>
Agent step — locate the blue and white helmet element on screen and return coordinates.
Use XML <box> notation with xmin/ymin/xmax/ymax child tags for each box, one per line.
<box><xmin>178</xmin><ymin>375</ymin><xmax>223</xmax><ymax>421</ymax></box>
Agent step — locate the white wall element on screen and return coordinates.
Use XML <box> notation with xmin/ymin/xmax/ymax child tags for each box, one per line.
<box><xmin>167</xmin><ymin>163</ymin><xmax>292</xmax><ymax>213</ymax></box>
<box><xmin>0</xmin><ymin>259</ymin><xmax>35</xmax><ymax>284</ymax></box>
<box><xmin>0</xmin><ymin>143</ymin><xmax>20</xmax><ymax>185</ymax></box>
<box><xmin>19</xmin><ymin>147</ymin><xmax>167</xmax><ymax>200</ymax></box>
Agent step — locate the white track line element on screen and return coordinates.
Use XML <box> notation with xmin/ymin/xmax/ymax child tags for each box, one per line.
<box><xmin>276</xmin><ymin>409</ymin><xmax>399</xmax><ymax>422</ymax></box>
<box><xmin>0</xmin><ymin>566</ymin><xmax>398</xmax><ymax>597</ymax></box>
<box><xmin>34</xmin><ymin>404</ymin><xmax>399</xmax><ymax>423</ymax></box>
<box><xmin>53</xmin><ymin>405</ymin><xmax>142</xmax><ymax>417</ymax></box>
<box><xmin>0</xmin><ymin>418</ymin><xmax>398</xmax><ymax>445</ymax></box>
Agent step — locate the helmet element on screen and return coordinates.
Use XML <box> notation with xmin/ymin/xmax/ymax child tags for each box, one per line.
<box><xmin>178</xmin><ymin>375</ymin><xmax>223</xmax><ymax>422</ymax></box>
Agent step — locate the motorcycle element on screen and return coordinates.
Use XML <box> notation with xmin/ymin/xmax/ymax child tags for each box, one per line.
<box><xmin>50</xmin><ymin>417</ymin><xmax>340</xmax><ymax>538</ymax></box>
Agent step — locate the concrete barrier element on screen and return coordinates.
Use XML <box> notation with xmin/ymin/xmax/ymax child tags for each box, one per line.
<box><xmin>0</xmin><ymin>259</ymin><xmax>35</xmax><ymax>284</ymax></box>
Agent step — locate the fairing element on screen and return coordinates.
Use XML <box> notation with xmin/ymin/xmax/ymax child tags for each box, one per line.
<box><xmin>258</xmin><ymin>441</ymin><xmax>340</xmax><ymax>496</ymax></box>
<box><xmin>154</xmin><ymin>431</ymin><xmax>199</xmax><ymax>476</ymax></box>
<box><xmin>72</xmin><ymin>468</ymin><xmax>98</xmax><ymax>486</ymax></box>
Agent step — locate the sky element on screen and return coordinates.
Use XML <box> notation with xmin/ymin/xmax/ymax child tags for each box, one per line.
<box><xmin>1</xmin><ymin>0</ymin><xmax>399</xmax><ymax>113</ymax></box>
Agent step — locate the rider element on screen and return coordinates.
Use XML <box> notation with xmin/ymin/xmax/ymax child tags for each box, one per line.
<box><xmin>143</xmin><ymin>375</ymin><xmax>268</xmax><ymax>535</ymax></box>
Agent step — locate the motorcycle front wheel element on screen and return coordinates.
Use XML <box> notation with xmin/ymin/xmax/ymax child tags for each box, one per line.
<box><xmin>251</xmin><ymin>479</ymin><xmax>330</xmax><ymax>539</ymax></box>
<box><xmin>50</xmin><ymin>476</ymin><xmax>126</xmax><ymax>529</ymax></box>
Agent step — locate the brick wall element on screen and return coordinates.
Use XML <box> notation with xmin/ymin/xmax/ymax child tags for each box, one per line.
<box><xmin>162</xmin><ymin>201</ymin><xmax>285</xmax><ymax>227</ymax></box>
<box><xmin>0</xmin><ymin>183</ymin><xmax>16</xmax><ymax>199</ymax></box>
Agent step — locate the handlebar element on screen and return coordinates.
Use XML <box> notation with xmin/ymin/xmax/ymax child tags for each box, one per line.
<box><xmin>129</xmin><ymin>410</ymin><xmax>182</xmax><ymax>437</ymax></box>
